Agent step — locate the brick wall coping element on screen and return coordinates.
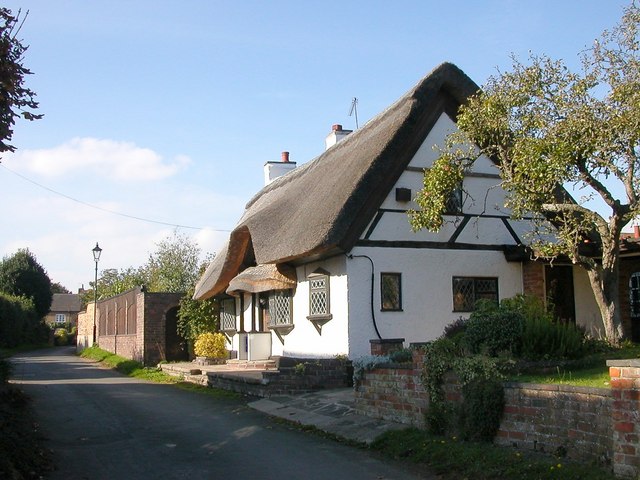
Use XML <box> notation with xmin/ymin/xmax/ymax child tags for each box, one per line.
<box><xmin>503</xmin><ymin>381</ymin><xmax>611</xmax><ymax>396</ymax></box>
<box><xmin>606</xmin><ymin>359</ymin><xmax>640</xmax><ymax>367</ymax></box>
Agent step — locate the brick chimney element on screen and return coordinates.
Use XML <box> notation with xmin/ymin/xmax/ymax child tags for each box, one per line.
<box><xmin>264</xmin><ymin>151</ymin><xmax>297</xmax><ymax>185</ymax></box>
<box><xmin>325</xmin><ymin>124</ymin><xmax>353</xmax><ymax>150</ymax></box>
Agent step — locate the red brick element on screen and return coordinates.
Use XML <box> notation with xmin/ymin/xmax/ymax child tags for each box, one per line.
<box><xmin>611</xmin><ymin>378</ymin><xmax>635</xmax><ymax>389</ymax></box>
<box><xmin>615</xmin><ymin>422</ymin><xmax>636</xmax><ymax>433</ymax></box>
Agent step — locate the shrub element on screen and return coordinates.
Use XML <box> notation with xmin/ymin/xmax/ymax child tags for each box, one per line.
<box><xmin>53</xmin><ymin>328</ymin><xmax>68</xmax><ymax>346</ymax></box>
<box><xmin>194</xmin><ymin>332</ymin><xmax>228</xmax><ymax>358</ymax></box>
<box><xmin>389</xmin><ymin>348</ymin><xmax>413</xmax><ymax>363</ymax></box>
<box><xmin>352</xmin><ymin>355</ymin><xmax>390</xmax><ymax>385</ymax></box>
<box><xmin>462</xmin><ymin>300</ymin><xmax>524</xmax><ymax>356</ymax></box>
<box><xmin>458</xmin><ymin>377</ymin><xmax>505</xmax><ymax>441</ymax></box>
<box><xmin>443</xmin><ymin>316</ymin><xmax>468</xmax><ymax>341</ymax></box>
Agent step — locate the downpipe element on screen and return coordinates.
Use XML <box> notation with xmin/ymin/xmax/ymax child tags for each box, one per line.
<box><xmin>347</xmin><ymin>254</ymin><xmax>382</xmax><ymax>340</ymax></box>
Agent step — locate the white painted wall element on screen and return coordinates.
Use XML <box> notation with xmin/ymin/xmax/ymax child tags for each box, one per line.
<box><xmin>345</xmin><ymin>245</ymin><xmax>524</xmax><ymax>358</ymax></box>
<box><xmin>573</xmin><ymin>266</ymin><xmax>604</xmax><ymax>336</ymax></box>
<box><xmin>271</xmin><ymin>255</ymin><xmax>350</xmax><ymax>358</ymax></box>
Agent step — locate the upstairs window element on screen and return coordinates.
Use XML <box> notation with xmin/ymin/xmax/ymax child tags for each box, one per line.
<box><xmin>445</xmin><ymin>184</ymin><xmax>463</xmax><ymax>214</ymax></box>
<box><xmin>381</xmin><ymin>273</ymin><xmax>402</xmax><ymax>311</ymax></box>
<box><xmin>452</xmin><ymin>277</ymin><xmax>498</xmax><ymax>312</ymax></box>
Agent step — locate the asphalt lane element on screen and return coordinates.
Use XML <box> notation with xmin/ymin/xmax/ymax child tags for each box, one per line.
<box><xmin>10</xmin><ymin>347</ymin><xmax>429</xmax><ymax>480</ymax></box>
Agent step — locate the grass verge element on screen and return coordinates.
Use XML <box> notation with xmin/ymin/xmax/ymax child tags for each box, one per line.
<box><xmin>79</xmin><ymin>345</ymin><xmax>240</xmax><ymax>399</ymax></box>
<box><xmin>371</xmin><ymin>428</ymin><xmax>615</xmax><ymax>480</ymax></box>
<box><xmin>508</xmin><ymin>343</ymin><xmax>640</xmax><ymax>388</ymax></box>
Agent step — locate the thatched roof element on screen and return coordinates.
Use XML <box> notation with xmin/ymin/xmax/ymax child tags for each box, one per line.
<box><xmin>193</xmin><ymin>62</ymin><xmax>479</xmax><ymax>300</ymax></box>
<box><xmin>50</xmin><ymin>293</ymin><xmax>82</xmax><ymax>313</ymax></box>
<box><xmin>226</xmin><ymin>264</ymin><xmax>297</xmax><ymax>295</ymax></box>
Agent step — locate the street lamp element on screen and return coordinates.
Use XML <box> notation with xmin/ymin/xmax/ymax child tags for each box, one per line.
<box><xmin>92</xmin><ymin>242</ymin><xmax>102</xmax><ymax>346</ymax></box>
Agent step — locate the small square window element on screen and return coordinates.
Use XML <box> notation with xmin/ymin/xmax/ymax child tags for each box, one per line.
<box><xmin>55</xmin><ymin>313</ymin><xmax>66</xmax><ymax>323</ymax></box>
<box><xmin>452</xmin><ymin>277</ymin><xmax>498</xmax><ymax>312</ymax></box>
<box><xmin>445</xmin><ymin>185</ymin><xmax>463</xmax><ymax>214</ymax></box>
<box><xmin>381</xmin><ymin>273</ymin><xmax>402</xmax><ymax>311</ymax></box>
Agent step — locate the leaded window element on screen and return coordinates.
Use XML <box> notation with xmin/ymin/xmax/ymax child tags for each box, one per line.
<box><xmin>307</xmin><ymin>269</ymin><xmax>331</xmax><ymax>319</ymax></box>
<box><xmin>381</xmin><ymin>273</ymin><xmax>402</xmax><ymax>311</ymax></box>
<box><xmin>452</xmin><ymin>277</ymin><xmax>498</xmax><ymax>312</ymax></box>
<box><xmin>445</xmin><ymin>184</ymin><xmax>463</xmax><ymax>214</ymax></box>
<box><xmin>220</xmin><ymin>297</ymin><xmax>236</xmax><ymax>332</ymax></box>
<box><xmin>269</xmin><ymin>290</ymin><xmax>293</xmax><ymax>327</ymax></box>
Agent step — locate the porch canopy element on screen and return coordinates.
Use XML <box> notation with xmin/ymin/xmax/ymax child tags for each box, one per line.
<box><xmin>226</xmin><ymin>264</ymin><xmax>296</xmax><ymax>295</ymax></box>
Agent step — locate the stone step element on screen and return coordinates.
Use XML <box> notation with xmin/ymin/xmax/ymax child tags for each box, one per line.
<box><xmin>226</xmin><ymin>359</ymin><xmax>277</xmax><ymax>370</ymax></box>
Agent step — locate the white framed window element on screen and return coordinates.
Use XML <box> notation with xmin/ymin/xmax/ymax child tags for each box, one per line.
<box><xmin>220</xmin><ymin>297</ymin><xmax>236</xmax><ymax>332</ymax></box>
<box><xmin>55</xmin><ymin>313</ymin><xmax>66</xmax><ymax>323</ymax></box>
<box><xmin>269</xmin><ymin>290</ymin><xmax>293</xmax><ymax>327</ymax></box>
<box><xmin>307</xmin><ymin>269</ymin><xmax>331</xmax><ymax>321</ymax></box>
<box><xmin>630</xmin><ymin>272</ymin><xmax>640</xmax><ymax>318</ymax></box>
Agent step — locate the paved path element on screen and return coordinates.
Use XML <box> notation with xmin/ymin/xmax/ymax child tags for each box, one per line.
<box><xmin>10</xmin><ymin>347</ymin><xmax>433</xmax><ymax>480</ymax></box>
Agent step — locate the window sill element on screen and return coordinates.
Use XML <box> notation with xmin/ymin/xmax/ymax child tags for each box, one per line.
<box><xmin>268</xmin><ymin>323</ymin><xmax>295</xmax><ymax>335</ymax></box>
<box><xmin>381</xmin><ymin>309</ymin><xmax>403</xmax><ymax>312</ymax></box>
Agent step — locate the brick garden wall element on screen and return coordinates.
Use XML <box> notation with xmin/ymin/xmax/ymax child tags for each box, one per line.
<box><xmin>495</xmin><ymin>383</ymin><xmax>612</xmax><ymax>465</ymax></box>
<box><xmin>355</xmin><ymin>351</ymin><xmax>640</xmax><ymax>478</ymax></box>
<box><xmin>90</xmin><ymin>287</ymin><xmax>183</xmax><ymax>366</ymax></box>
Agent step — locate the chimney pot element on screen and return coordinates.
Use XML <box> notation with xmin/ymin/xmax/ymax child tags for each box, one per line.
<box><xmin>281</xmin><ymin>151</ymin><xmax>290</xmax><ymax>163</ymax></box>
<box><xmin>332</xmin><ymin>124</ymin><xmax>343</xmax><ymax>132</ymax></box>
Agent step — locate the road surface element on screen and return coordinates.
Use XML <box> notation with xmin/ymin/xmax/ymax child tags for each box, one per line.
<box><xmin>10</xmin><ymin>347</ymin><xmax>429</xmax><ymax>480</ymax></box>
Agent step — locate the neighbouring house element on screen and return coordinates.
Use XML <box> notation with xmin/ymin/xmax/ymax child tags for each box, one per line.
<box><xmin>193</xmin><ymin>62</ymin><xmax>628</xmax><ymax>362</ymax></box>
<box><xmin>76</xmin><ymin>286</ymin><xmax>187</xmax><ymax>366</ymax></box>
<box><xmin>45</xmin><ymin>293</ymin><xmax>82</xmax><ymax>328</ymax></box>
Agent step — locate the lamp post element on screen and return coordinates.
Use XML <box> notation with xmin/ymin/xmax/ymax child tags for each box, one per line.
<box><xmin>92</xmin><ymin>242</ymin><xmax>102</xmax><ymax>346</ymax></box>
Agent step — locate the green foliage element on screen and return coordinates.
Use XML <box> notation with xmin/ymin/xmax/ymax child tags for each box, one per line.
<box><xmin>177</xmin><ymin>288</ymin><xmax>218</xmax><ymax>341</ymax></box>
<box><xmin>410</xmin><ymin>3</ymin><xmax>640</xmax><ymax>344</ymax></box>
<box><xmin>389</xmin><ymin>348</ymin><xmax>413</xmax><ymax>363</ymax></box>
<box><xmin>85</xmin><ymin>231</ymin><xmax>214</xmax><ymax>304</ymax></box>
<box><xmin>0</xmin><ymin>292</ymin><xmax>48</xmax><ymax>348</ymax></box>
<box><xmin>53</xmin><ymin>328</ymin><xmax>68</xmax><ymax>346</ymax></box>
<box><xmin>0</xmin><ymin>249</ymin><xmax>52</xmax><ymax>318</ymax></box>
<box><xmin>194</xmin><ymin>332</ymin><xmax>227</xmax><ymax>358</ymax></box>
<box><xmin>0</xmin><ymin>8</ymin><xmax>42</xmax><ymax>154</ymax></box>
<box><xmin>352</xmin><ymin>354</ymin><xmax>390</xmax><ymax>385</ymax></box>
<box><xmin>459</xmin><ymin>378</ymin><xmax>505</xmax><ymax>441</ymax></box>
<box><xmin>409</xmin><ymin>154</ymin><xmax>466</xmax><ymax>232</ymax></box>
<box><xmin>463</xmin><ymin>300</ymin><xmax>524</xmax><ymax>356</ymax></box>
<box><xmin>371</xmin><ymin>428</ymin><xmax>615</xmax><ymax>480</ymax></box>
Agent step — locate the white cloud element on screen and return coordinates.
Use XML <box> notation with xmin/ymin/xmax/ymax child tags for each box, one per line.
<box><xmin>4</xmin><ymin>137</ymin><xmax>191</xmax><ymax>182</ymax></box>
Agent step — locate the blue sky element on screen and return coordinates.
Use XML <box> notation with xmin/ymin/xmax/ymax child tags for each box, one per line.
<box><xmin>0</xmin><ymin>1</ymin><xmax>628</xmax><ymax>292</ymax></box>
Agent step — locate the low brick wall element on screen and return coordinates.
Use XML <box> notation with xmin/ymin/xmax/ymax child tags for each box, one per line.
<box><xmin>98</xmin><ymin>335</ymin><xmax>140</xmax><ymax>363</ymax></box>
<box><xmin>608</xmin><ymin>359</ymin><xmax>640</xmax><ymax>478</ymax></box>
<box><xmin>495</xmin><ymin>383</ymin><xmax>612</xmax><ymax>466</ymax></box>
<box><xmin>354</xmin><ymin>361</ymin><xmax>428</xmax><ymax>426</ymax></box>
<box><xmin>355</xmin><ymin>351</ymin><xmax>640</xmax><ymax>477</ymax></box>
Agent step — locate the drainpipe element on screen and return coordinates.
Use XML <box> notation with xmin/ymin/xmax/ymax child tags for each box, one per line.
<box><xmin>347</xmin><ymin>254</ymin><xmax>382</xmax><ymax>340</ymax></box>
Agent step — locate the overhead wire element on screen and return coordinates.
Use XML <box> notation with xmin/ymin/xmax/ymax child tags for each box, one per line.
<box><xmin>0</xmin><ymin>162</ymin><xmax>232</xmax><ymax>232</ymax></box>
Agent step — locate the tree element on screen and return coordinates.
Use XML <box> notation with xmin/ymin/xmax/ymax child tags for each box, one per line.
<box><xmin>410</xmin><ymin>3</ymin><xmax>640</xmax><ymax>345</ymax></box>
<box><xmin>177</xmin><ymin>287</ymin><xmax>218</xmax><ymax>342</ymax></box>
<box><xmin>0</xmin><ymin>249</ymin><xmax>52</xmax><ymax>318</ymax></box>
<box><xmin>143</xmin><ymin>231</ymin><xmax>207</xmax><ymax>293</ymax></box>
<box><xmin>51</xmin><ymin>282</ymin><xmax>71</xmax><ymax>294</ymax></box>
<box><xmin>0</xmin><ymin>8</ymin><xmax>42</xmax><ymax>154</ymax></box>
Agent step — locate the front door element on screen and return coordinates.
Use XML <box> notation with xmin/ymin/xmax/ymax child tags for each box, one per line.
<box><xmin>545</xmin><ymin>265</ymin><xmax>576</xmax><ymax>323</ymax></box>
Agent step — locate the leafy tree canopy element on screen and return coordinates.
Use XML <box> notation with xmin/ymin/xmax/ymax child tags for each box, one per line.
<box><xmin>410</xmin><ymin>2</ymin><xmax>640</xmax><ymax>344</ymax></box>
<box><xmin>0</xmin><ymin>8</ymin><xmax>42</xmax><ymax>153</ymax></box>
<box><xmin>51</xmin><ymin>282</ymin><xmax>71</xmax><ymax>294</ymax></box>
<box><xmin>0</xmin><ymin>249</ymin><xmax>52</xmax><ymax>318</ymax></box>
